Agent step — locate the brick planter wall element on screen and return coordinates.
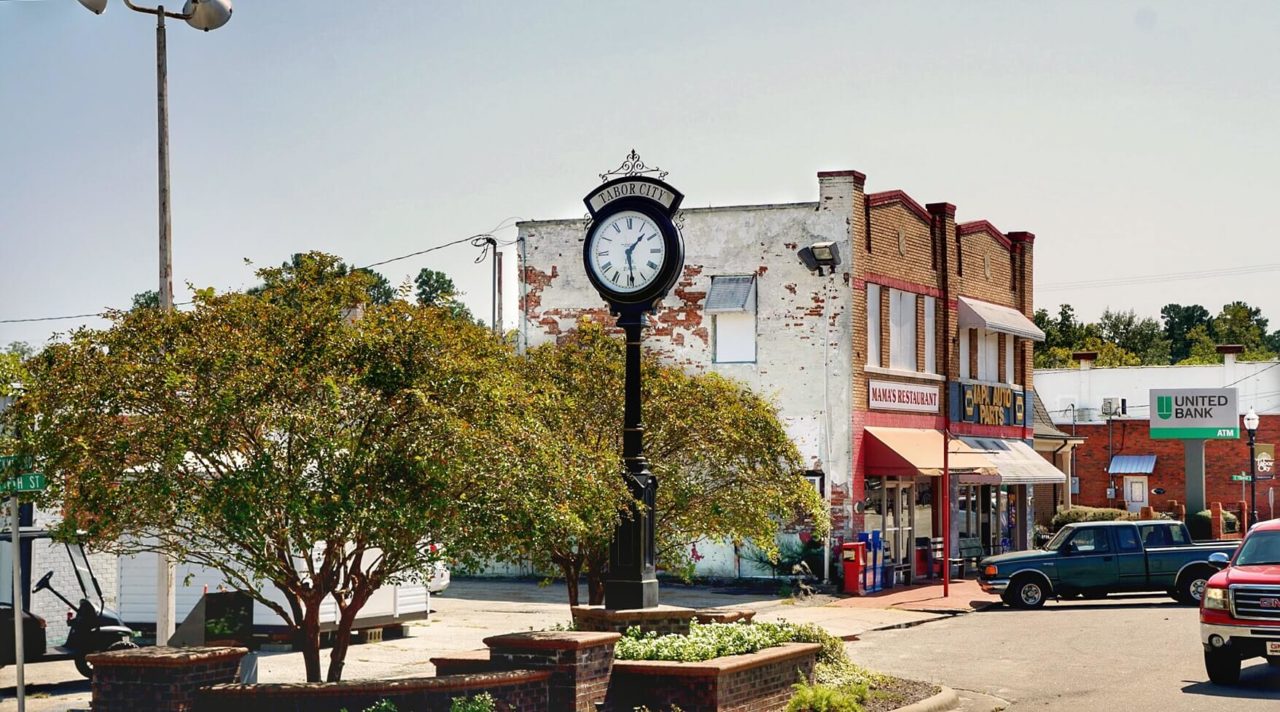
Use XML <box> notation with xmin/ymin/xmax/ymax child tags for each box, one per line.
<box><xmin>607</xmin><ymin>642</ymin><xmax>821</xmax><ymax>712</ymax></box>
<box><xmin>571</xmin><ymin>604</ymin><xmax>697</xmax><ymax>635</ymax></box>
<box><xmin>484</xmin><ymin>631</ymin><xmax>620</xmax><ymax>712</ymax></box>
<box><xmin>90</xmin><ymin>646</ymin><xmax>247</xmax><ymax>712</ymax></box>
<box><xmin>194</xmin><ymin>670</ymin><xmax>550</xmax><ymax>712</ymax></box>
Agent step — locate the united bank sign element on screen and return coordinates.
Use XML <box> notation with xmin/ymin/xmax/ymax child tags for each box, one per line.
<box><xmin>1149</xmin><ymin>388</ymin><xmax>1239</xmax><ymax>440</ymax></box>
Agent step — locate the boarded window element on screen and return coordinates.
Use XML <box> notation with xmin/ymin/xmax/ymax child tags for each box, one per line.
<box><xmin>709</xmin><ymin>275</ymin><xmax>756</xmax><ymax>363</ymax></box>
<box><xmin>867</xmin><ymin>283</ymin><xmax>881</xmax><ymax>366</ymax></box>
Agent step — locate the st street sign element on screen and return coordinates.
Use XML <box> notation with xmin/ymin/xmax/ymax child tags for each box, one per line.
<box><xmin>0</xmin><ymin>473</ymin><xmax>45</xmax><ymax>495</ymax></box>
<box><xmin>1231</xmin><ymin>473</ymin><xmax>1252</xmax><ymax>482</ymax></box>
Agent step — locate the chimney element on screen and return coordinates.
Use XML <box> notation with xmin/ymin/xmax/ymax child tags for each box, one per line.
<box><xmin>1216</xmin><ymin>344</ymin><xmax>1243</xmax><ymax>368</ymax></box>
<box><xmin>1073</xmin><ymin>351</ymin><xmax>1098</xmax><ymax>371</ymax></box>
<box><xmin>816</xmin><ymin>170</ymin><xmax>865</xmax><ymax>213</ymax></box>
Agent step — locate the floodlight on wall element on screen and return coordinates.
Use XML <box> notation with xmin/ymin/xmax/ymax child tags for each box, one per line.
<box><xmin>797</xmin><ymin>241</ymin><xmax>841</xmax><ymax>275</ymax></box>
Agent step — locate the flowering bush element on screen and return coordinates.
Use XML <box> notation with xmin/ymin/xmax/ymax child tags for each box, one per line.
<box><xmin>614</xmin><ymin>621</ymin><xmax>797</xmax><ymax>662</ymax></box>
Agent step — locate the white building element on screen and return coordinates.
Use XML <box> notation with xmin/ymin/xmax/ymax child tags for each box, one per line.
<box><xmin>517</xmin><ymin>172</ymin><xmax>860</xmax><ymax>576</ymax></box>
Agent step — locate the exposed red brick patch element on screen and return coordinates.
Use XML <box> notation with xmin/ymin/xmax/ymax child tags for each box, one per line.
<box><xmin>521</xmin><ymin>265</ymin><xmax>559</xmax><ymax>321</ymax></box>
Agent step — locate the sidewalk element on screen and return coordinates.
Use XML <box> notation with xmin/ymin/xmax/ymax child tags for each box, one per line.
<box><xmin>829</xmin><ymin>578</ymin><xmax>1000</xmax><ymax>614</ymax></box>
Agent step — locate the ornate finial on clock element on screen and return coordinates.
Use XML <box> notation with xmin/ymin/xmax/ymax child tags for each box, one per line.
<box><xmin>599</xmin><ymin>149</ymin><xmax>668</xmax><ymax>182</ymax></box>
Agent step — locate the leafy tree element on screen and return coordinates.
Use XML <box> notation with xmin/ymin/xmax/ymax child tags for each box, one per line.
<box><xmin>1210</xmin><ymin>301</ymin><xmax>1275</xmax><ymax>361</ymax></box>
<box><xmin>514</xmin><ymin>321</ymin><xmax>829</xmax><ymax>605</ymax></box>
<box><xmin>131</xmin><ymin>290</ymin><xmax>160</xmax><ymax>310</ymax></box>
<box><xmin>1179</xmin><ymin>324</ymin><xmax>1220</xmax><ymax>365</ymax></box>
<box><xmin>1161</xmin><ymin>304</ymin><xmax>1211</xmax><ymax>363</ymax></box>
<box><xmin>414</xmin><ymin>267</ymin><xmax>473</xmax><ymax>321</ymax></box>
<box><xmin>4</xmin><ymin>341</ymin><xmax>33</xmax><ymax>359</ymax></box>
<box><xmin>1079</xmin><ymin>336</ymin><xmax>1140</xmax><ymax>368</ymax></box>
<box><xmin>15</xmin><ymin>253</ymin><xmax>538</xmax><ymax>682</ymax></box>
<box><xmin>1098</xmin><ymin>308</ymin><xmax>1170</xmax><ymax>365</ymax></box>
<box><xmin>249</xmin><ymin>253</ymin><xmax>396</xmax><ymax>306</ymax></box>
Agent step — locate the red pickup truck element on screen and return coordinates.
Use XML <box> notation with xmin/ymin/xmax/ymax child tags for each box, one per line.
<box><xmin>1200</xmin><ymin>518</ymin><xmax>1280</xmax><ymax>684</ymax></box>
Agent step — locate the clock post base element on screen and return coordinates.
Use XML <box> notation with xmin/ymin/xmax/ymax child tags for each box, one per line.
<box><xmin>603</xmin><ymin>577</ymin><xmax>659</xmax><ymax>611</ymax></box>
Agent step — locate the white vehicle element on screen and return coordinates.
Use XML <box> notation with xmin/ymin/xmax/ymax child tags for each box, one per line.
<box><xmin>117</xmin><ymin>553</ymin><xmax>431</xmax><ymax>635</ymax></box>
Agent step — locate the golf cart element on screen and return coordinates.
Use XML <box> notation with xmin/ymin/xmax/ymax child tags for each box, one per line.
<box><xmin>1</xmin><ymin>530</ymin><xmax>137</xmax><ymax>678</ymax></box>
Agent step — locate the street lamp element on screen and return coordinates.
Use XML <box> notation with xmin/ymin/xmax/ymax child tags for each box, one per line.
<box><xmin>77</xmin><ymin>0</ymin><xmax>233</xmax><ymax>646</ymax></box>
<box><xmin>1245</xmin><ymin>406</ymin><xmax>1260</xmax><ymax>527</ymax></box>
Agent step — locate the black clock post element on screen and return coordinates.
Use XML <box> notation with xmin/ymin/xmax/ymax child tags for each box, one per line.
<box><xmin>607</xmin><ymin>307</ymin><xmax>660</xmax><ymax>609</ymax></box>
<box><xmin>581</xmin><ymin>154</ymin><xmax>684</xmax><ymax>610</ymax></box>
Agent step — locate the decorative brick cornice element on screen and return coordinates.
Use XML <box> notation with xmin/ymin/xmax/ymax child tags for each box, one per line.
<box><xmin>957</xmin><ymin>220</ymin><xmax>1013</xmax><ymax>250</ymax></box>
<box><xmin>817</xmin><ymin>169</ymin><xmax>867</xmax><ymax>186</ymax></box>
<box><xmin>858</xmin><ymin>273</ymin><xmax>944</xmax><ymax>299</ymax></box>
<box><xmin>1008</xmin><ymin>231</ymin><xmax>1036</xmax><ymax>244</ymax></box>
<box><xmin>868</xmin><ymin>190</ymin><xmax>931</xmax><ymax>225</ymax></box>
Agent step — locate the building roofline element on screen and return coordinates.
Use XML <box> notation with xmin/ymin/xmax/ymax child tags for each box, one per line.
<box><xmin>957</xmin><ymin>220</ymin><xmax>1013</xmax><ymax>250</ymax></box>
<box><xmin>517</xmin><ymin>201</ymin><xmax>819</xmax><ymax>228</ymax></box>
<box><xmin>867</xmin><ymin>190</ymin><xmax>932</xmax><ymax>224</ymax></box>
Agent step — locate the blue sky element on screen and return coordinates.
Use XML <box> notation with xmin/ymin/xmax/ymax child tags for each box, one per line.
<box><xmin>4</xmin><ymin>1</ymin><xmax>1280</xmax><ymax>347</ymax></box>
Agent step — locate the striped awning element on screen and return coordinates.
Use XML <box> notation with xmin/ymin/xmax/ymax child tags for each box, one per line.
<box><xmin>1109</xmin><ymin>455</ymin><xmax>1157</xmax><ymax>475</ymax></box>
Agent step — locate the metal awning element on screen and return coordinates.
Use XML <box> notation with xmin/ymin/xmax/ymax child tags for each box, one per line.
<box><xmin>958</xmin><ymin>297</ymin><xmax>1045</xmax><ymax>342</ymax></box>
<box><xmin>864</xmin><ymin>427</ymin><xmax>997</xmax><ymax>478</ymax></box>
<box><xmin>705</xmin><ymin>275</ymin><xmax>756</xmax><ymax>312</ymax></box>
<box><xmin>958</xmin><ymin>436</ymin><xmax>1067</xmax><ymax>485</ymax></box>
<box><xmin>1109</xmin><ymin>454</ymin><xmax>1157</xmax><ymax>474</ymax></box>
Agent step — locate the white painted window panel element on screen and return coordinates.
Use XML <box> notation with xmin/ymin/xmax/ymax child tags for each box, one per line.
<box><xmin>866</xmin><ymin>284</ymin><xmax>881</xmax><ymax>366</ymax></box>
<box><xmin>714</xmin><ymin>312</ymin><xmax>756</xmax><ymax>363</ymax></box>
<box><xmin>889</xmin><ymin>289</ymin><xmax>917</xmax><ymax>372</ymax></box>
<box><xmin>924</xmin><ymin>296</ymin><xmax>937</xmax><ymax>374</ymax></box>
<box><xmin>960</xmin><ymin>328</ymin><xmax>970</xmax><ymax>380</ymax></box>
<box><xmin>979</xmin><ymin>329</ymin><xmax>999</xmax><ymax>382</ymax></box>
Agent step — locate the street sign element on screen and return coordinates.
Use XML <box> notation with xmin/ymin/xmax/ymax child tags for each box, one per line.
<box><xmin>0</xmin><ymin>473</ymin><xmax>45</xmax><ymax>494</ymax></box>
<box><xmin>1256</xmin><ymin>444</ymin><xmax>1275</xmax><ymax>481</ymax></box>
<box><xmin>1232</xmin><ymin>473</ymin><xmax>1252</xmax><ymax>482</ymax></box>
<box><xmin>0</xmin><ymin>455</ymin><xmax>34</xmax><ymax>470</ymax></box>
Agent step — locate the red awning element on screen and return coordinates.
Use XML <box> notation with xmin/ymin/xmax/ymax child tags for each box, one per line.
<box><xmin>864</xmin><ymin>427</ymin><xmax>998</xmax><ymax>478</ymax></box>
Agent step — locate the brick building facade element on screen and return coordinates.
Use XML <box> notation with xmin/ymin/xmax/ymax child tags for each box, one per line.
<box><xmin>1036</xmin><ymin>352</ymin><xmax>1280</xmax><ymax>522</ymax></box>
<box><xmin>517</xmin><ymin>168</ymin><xmax>1062</xmax><ymax>581</ymax></box>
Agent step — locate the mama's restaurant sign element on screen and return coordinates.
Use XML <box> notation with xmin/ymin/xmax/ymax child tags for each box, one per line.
<box><xmin>951</xmin><ymin>383</ymin><xmax>1028</xmax><ymax>427</ymax></box>
<box><xmin>869</xmin><ymin>381</ymin><xmax>939</xmax><ymax>413</ymax></box>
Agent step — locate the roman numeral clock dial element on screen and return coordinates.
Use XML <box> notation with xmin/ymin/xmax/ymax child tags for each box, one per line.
<box><xmin>587</xmin><ymin>210</ymin><xmax>666</xmax><ymax>294</ymax></box>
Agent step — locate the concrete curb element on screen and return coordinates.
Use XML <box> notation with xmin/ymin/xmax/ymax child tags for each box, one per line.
<box><xmin>891</xmin><ymin>685</ymin><xmax>960</xmax><ymax>712</ymax></box>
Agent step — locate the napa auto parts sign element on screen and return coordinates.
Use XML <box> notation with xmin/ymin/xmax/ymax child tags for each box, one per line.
<box><xmin>1149</xmin><ymin>388</ymin><xmax>1239</xmax><ymax>440</ymax></box>
<box><xmin>869</xmin><ymin>381</ymin><xmax>939</xmax><ymax>413</ymax></box>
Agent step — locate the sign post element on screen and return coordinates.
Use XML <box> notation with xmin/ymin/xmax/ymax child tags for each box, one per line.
<box><xmin>2</xmin><ymin>454</ymin><xmax>46</xmax><ymax>712</ymax></box>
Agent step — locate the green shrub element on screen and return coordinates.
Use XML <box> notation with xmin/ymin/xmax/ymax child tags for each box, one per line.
<box><xmin>450</xmin><ymin>692</ymin><xmax>496</xmax><ymax>712</ymax></box>
<box><xmin>1187</xmin><ymin>509</ymin><xmax>1238</xmax><ymax>539</ymax></box>
<box><xmin>1050</xmin><ymin>506</ymin><xmax>1135</xmax><ymax>531</ymax></box>
<box><xmin>786</xmin><ymin>680</ymin><xmax>864</xmax><ymax>712</ymax></box>
<box><xmin>614</xmin><ymin>621</ymin><xmax>797</xmax><ymax>662</ymax></box>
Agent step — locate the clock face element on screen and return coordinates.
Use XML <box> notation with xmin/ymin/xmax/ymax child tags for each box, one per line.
<box><xmin>586</xmin><ymin>210</ymin><xmax>666</xmax><ymax>294</ymax></box>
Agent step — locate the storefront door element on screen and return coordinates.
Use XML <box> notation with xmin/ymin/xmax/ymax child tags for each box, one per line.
<box><xmin>882</xmin><ymin>480</ymin><xmax>916</xmax><ymax>584</ymax></box>
<box><xmin>1124</xmin><ymin>476</ymin><xmax>1148</xmax><ymax>513</ymax></box>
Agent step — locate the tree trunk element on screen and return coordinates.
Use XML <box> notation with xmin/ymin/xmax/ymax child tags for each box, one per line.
<box><xmin>585</xmin><ymin>548</ymin><xmax>609</xmax><ymax>606</ymax></box>
<box><xmin>556</xmin><ymin>557</ymin><xmax>581</xmax><ymax>606</ymax></box>
<box><xmin>297</xmin><ymin>601</ymin><xmax>324</xmax><ymax>682</ymax></box>
<box><xmin>326</xmin><ymin>588</ymin><xmax>373</xmax><ymax>682</ymax></box>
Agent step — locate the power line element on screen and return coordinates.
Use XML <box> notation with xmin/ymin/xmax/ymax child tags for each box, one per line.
<box><xmin>1</xmin><ymin>225</ymin><xmax>520</xmax><ymax>326</ymax></box>
<box><xmin>1040</xmin><ymin>262</ymin><xmax>1280</xmax><ymax>292</ymax></box>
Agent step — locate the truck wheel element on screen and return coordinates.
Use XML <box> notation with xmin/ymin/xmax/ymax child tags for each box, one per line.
<box><xmin>1204</xmin><ymin>649</ymin><xmax>1241</xmax><ymax>685</ymax></box>
<box><xmin>1010</xmin><ymin>576</ymin><xmax>1048</xmax><ymax>609</ymax></box>
<box><xmin>1177</xmin><ymin>567</ymin><xmax>1212</xmax><ymax>605</ymax></box>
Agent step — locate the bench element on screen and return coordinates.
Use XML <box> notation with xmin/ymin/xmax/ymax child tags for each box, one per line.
<box><xmin>949</xmin><ymin>537</ymin><xmax>986</xmax><ymax>578</ymax></box>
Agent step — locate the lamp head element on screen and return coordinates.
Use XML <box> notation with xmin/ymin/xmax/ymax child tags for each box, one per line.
<box><xmin>78</xmin><ymin>0</ymin><xmax>108</xmax><ymax>14</ymax></box>
<box><xmin>1244</xmin><ymin>406</ymin><xmax>1260</xmax><ymax>433</ymax></box>
<box><xmin>183</xmin><ymin>0</ymin><xmax>233</xmax><ymax>32</ymax></box>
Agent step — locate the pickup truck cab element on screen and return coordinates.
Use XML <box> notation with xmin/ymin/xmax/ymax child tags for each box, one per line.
<box><xmin>1200</xmin><ymin>518</ymin><xmax>1280</xmax><ymax>684</ymax></box>
<box><xmin>979</xmin><ymin>520</ymin><xmax>1238</xmax><ymax>608</ymax></box>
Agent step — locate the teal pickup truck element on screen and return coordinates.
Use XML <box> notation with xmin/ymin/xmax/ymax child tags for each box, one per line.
<box><xmin>978</xmin><ymin>520</ymin><xmax>1239</xmax><ymax>608</ymax></box>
